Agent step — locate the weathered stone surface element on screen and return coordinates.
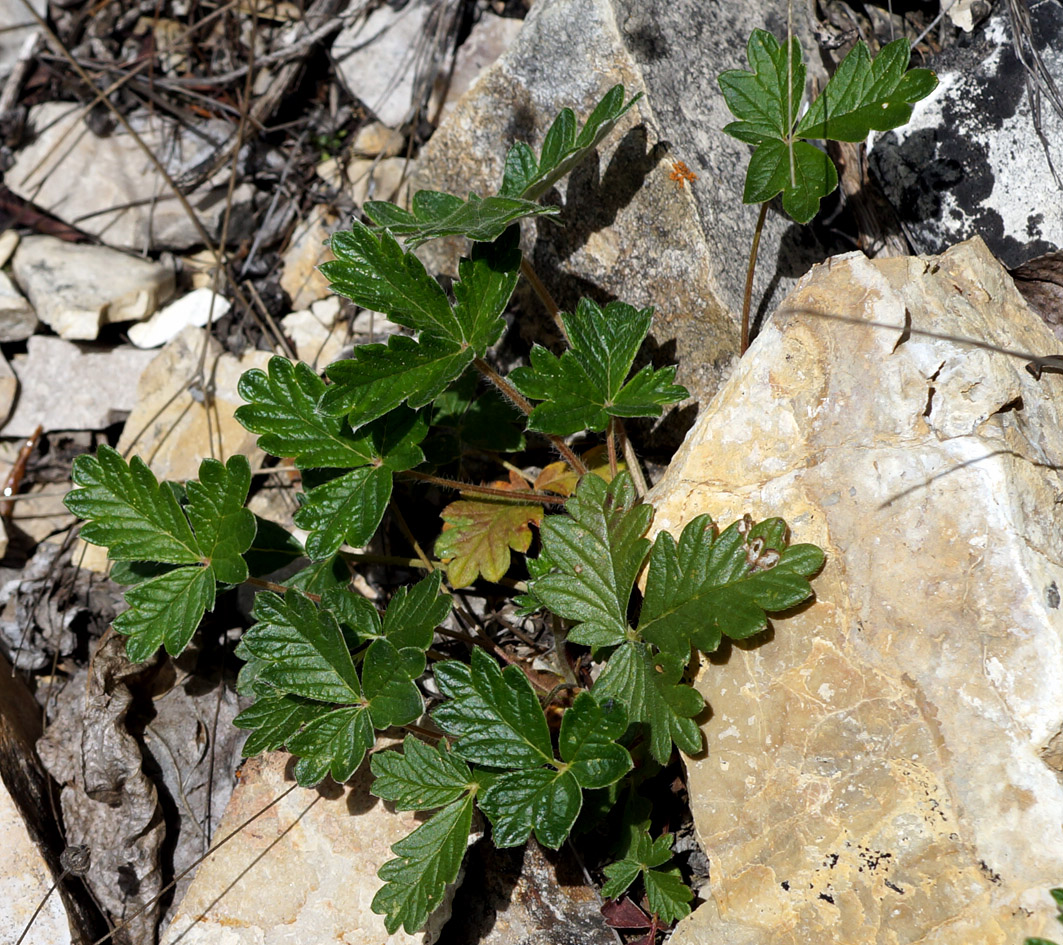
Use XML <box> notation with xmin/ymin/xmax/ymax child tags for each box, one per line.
<box><xmin>870</xmin><ymin>5</ymin><xmax>1063</xmax><ymax>269</ymax></box>
<box><xmin>653</xmin><ymin>238</ymin><xmax>1063</xmax><ymax>944</ymax></box>
<box><xmin>160</xmin><ymin>750</ymin><xmax>459</xmax><ymax>945</ymax></box>
<box><xmin>11</xmin><ymin>235</ymin><xmax>175</xmax><ymax>341</ymax></box>
<box><xmin>352</xmin><ymin>120</ymin><xmax>406</xmax><ymax>158</ymax></box>
<box><xmin>281</xmin><ymin>297</ymin><xmax>347</xmax><ymax>368</ymax></box>
<box><xmin>411</xmin><ymin>0</ymin><xmax>833</xmax><ymax>405</ymax></box>
<box><xmin>279</xmin><ymin>204</ymin><xmax>338</xmax><ymax>309</ymax></box>
<box><xmin>0</xmin><ymin>349</ymin><xmax>15</xmax><ymax>429</ymax></box>
<box><xmin>332</xmin><ymin>0</ymin><xmax>435</xmax><ymax>128</ymax></box>
<box><xmin>0</xmin><ymin>0</ymin><xmax>44</xmax><ymax>77</ymax></box>
<box><xmin>433</xmin><ymin>12</ymin><xmax>525</xmax><ymax>123</ymax></box>
<box><xmin>114</xmin><ymin>326</ymin><xmax>270</xmax><ymax>482</ymax></box>
<box><xmin>0</xmin><ymin>270</ymin><xmax>37</xmax><ymax>343</ymax></box>
<box><xmin>128</xmin><ymin>288</ymin><xmax>231</xmax><ymax>348</ymax></box>
<box><xmin>7</xmin><ymin>102</ymin><xmax>260</xmax><ymax>252</ymax></box>
<box><xmin>0</xmin><ymin>230</ymin><xmax>19</xmax><ymax>268</ymax></box>
<box><xmin>2</xmin><ymin>336</ymin><xmax>156</xmax><ymax>437</ymax></box>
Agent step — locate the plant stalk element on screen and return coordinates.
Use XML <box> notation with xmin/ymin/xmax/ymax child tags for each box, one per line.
<box><xmin>401</xmin><ymin>470</ymin><xmax>567</xmax><ymax>505</ymax></box>
<box><xmin>741</xmin><ymin>201</ymin><xmax>770</xmax><ymax>354</ymax></box>
<box><xmin>520</xmin><ymin>257</ymin><xmax>568</xmax><ymax>342</ymax></box>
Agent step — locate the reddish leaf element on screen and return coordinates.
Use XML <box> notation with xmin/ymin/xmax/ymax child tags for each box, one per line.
<box><xmin>601</xmin><ymin>895</ymin><xmax>651</xmax><ymax>929</ymax></box>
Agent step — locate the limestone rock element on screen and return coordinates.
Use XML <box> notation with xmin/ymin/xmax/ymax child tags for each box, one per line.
<box><xmin>0</xmin><ymin>270</ymin><xmax>37</xmax><ymax>342</ymax></box>
<box><xmin>278</xmin><ymin>205</ymin><xmax>338</xmax><ymax>310</ymax></box>
<box><xmin>128</xmin><ymin>288</ymin><xmax>232</xmax><ymax>348</ymax></box>
<box><xmin>0</xmin><ymin>230</ymin><xmax>20</xmax><ymax>268</ymax></box>
<box><xmin>6</xmin><ymin>102</ymin><xmax>260</xmax><ymax>252</ymax></box>
<box><xmin>432</xmin><ymin>12</ymin><xmax>525</xmax><ymax>123</ymax></box>
<box><xmin>1</xmin><ymin>336</ymin><xmax>156</xmax><ymax>437</ymax></box>
<box><xmin>0</xmin><ymin>349</ymin><xmax>15</xmax><ymax>428</ymax></box>
<box><xmin>352</xmin><ymin>120</ymin><xmax>406</xmax><ymax>158</ymax></box>
<box><xmin>281</xmin><ymin>297</ymin><xmax>347</xmax><ymax>368</ymax></box>
<box><xmin>114</xmin><ymin>326</ymin><xmax>271</xmax><ymax>482</ymax></box>
<box><xmin>410</xmin><ymin>0</ymin><xmax>834</xmax><ymax>405</ymax></box>
<box><xmin>652</xmin><ymin>238</ymin><xmax>1063</xmax><ymax>944</ymax></box>
<box><xmin>11</xmin><ymin>236</ymin><xmax>174</xmax><ymax>341</ymax></box>
<box><xmin>160</xmin><ymin>751</ymin><xmax>460</xmax><ymax>945</ymax></box>
<box><xmin>0</xmin><ymin>0</ymin><xmax>44</xmax><ymax>77</ymax></box>
<box><xmin>870</xmin><ymin>4</ymin><xmax>1063</xmax><ymax>269</ymax></box>
<box><xmin>332</xmin><ymin>0</ymin><xmax>436</xmax><ymax>128</ymax></box>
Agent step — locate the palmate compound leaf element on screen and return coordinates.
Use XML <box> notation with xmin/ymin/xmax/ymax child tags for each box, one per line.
<box><xmin>719</xmin><ymin>30</ymin><xmax>936</xmax><ymax>223</ymax></box>
<box><xmin>318</xmin><ymin>228</ymin><xmax>522</xmax><ymax>429</ymax></box>
<box><xmin>637</xmin><ymin>513</ymin><xmax>825</xmax><ymax>662</ymax></box>
<box><xmin>509</xmin><ymin>299</ymin><xmax>687</xmax><ymax>435</ymax></box>
<box><xmin>292</xmin><ymin>408</ymin><xmax>428</xmax><ymax>560</ymax></box>
<box><xmin>434</xmin><ymin>471</ymin><xmax>544</xmax><ymax>588</ymax></box>
<box><xmin>531</xmin><ymin>471</ymin><xmax>652</xmax><ymax>647</ymax></box>
<box><xmin>499</xmin><ymin>84</ymin><xmax>644</xmax><ymax>202</ymax></box>
<box><xmin>600</xmin><ymin>826</ymin><xmax>693</xmax><ymax>925</ymax></box>
<box><xmin>433</xmin><ymin>648</ymin><xmax>631</xmax><ymax>848</ymax></box>
<box><xmin>66</xmin><ymin>449</ymin><xmax>255</xmax><ymax>661</ymax></box>
<box><xmin>235</xmin><ymin>574</ymin><xmax>445</xmax><ymax>786</ymax></box>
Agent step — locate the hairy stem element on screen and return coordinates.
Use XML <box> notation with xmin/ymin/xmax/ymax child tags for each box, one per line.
<box><xmin>741</xmin><ymin>201</ymin><xmax>770</xmax><ymax>354</ymax></box>
<box><xmin>402</xmin><ymin>470</ymin><xmax>567</xmax><ymax>505</ymax></box>
<box><xmin>520</xmin><ymin>257</ymin><xmax>568</xmax><ymax>342</ymax></box>
<box><xmin>606</xmin><ymin>417</ymin><xmax>619</xmax><ymax>479</ymax></box>
<box><xmin>473</xmin><ymin>357</ymin><xmax>588</xmax><ymax>474</ymax></box>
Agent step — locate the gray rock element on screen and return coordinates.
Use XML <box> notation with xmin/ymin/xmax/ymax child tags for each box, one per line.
<box><xmin>1</xmin><ymin>336</ymin><xmax>156</xmax><ymax>437</ymax></box>
<box><xmin>870</xmin><ymin>4</ymin><xmax>1063</xmax><ymax>268</ymax></box>
<box><xmin>11</xmin><ymin>235</ymin><xmax>174</xmax><ymax>340</ymax></box>
<box><xmin>410</xmin><ymin>0</ymin><xmax>834</xmax><ymax>410</ymax></box>
<box><xmin>433</xmin><ymin>11</ymin><xmax>525</xmax><ymax>122</ymax></box>
<box><xmin>332</xmin><ymin>0</ymin><xmax>436</xmax><ymax>128</ymax></box>
<box><xmin>0</xmin><ymin>270</ymin><xmax>37</xmax><ymax>342</ymax></box>
<box><xmin>6</xmin><ymin>102</ymin><xmax>261</xmax><ymax>252</ymax></box>
<box><xmin>0</xmin><ymin>0</ymin><xmax>44</xmax><ymax>78</ymax></box>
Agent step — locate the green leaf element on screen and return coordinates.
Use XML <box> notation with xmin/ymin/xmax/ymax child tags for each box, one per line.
<box><xmin>244</xmin><ymin>515</ymin><xmax>305</xmax><ymax>577</ymax></box>
<box><xmin>286</xmin><ymin>703</ymin><xmax>375</xmax><ymax>785</ymax></box>
<box><xmin>426</xmin><ymin>372</ymin><xmax>525</xmax><ymax>463</ymax></box>
<box><xmin>381</xmin><ymin>570</ymin><xmax>450</xmax><ymax>651</ymax></box>
<box><xmin>372</xmin><ymin>794</ymin><xmax>475</xmax><ymax>934</ymax></box>
<box><xmin>742</xmin><ymin>137</ymin><xmax>838</xmax><ymax>225</ymax></box>
<box><xmin>433</xmin><ymin>648</ymin><xmax>554</xmax><ymax>768</ymax></box>
<box><xmin>235</xmin><ymin>357</ymin><xmax>376</xmax><ymax>466</ymax></box>
<box><xmin>451</xmin><ymin>224</ymin><xmax>521</xmax><ymax>354</ymax></box>
<box><xmin>113</xmin><ymin>565</ymin><xmax>215</xmax><ymax>662</ymax></box>
<box><xmin>795</xmin><ymin>38</ymin><xmax>938</xmax><ymax>142</ymax></box>
<box><xmin>719</xmin><ymin>30</ymin><xmax>936</xmax><ymax>223</ymax></box>
<box><xmin>184</xmin><ymin>455</ymin><xmax>255</xmax><ymax>585</ymax></box>
<box><xmin>601</xmin><ymin>827</ymin><xmax>692</xmax><ymax>924</ymax></box>
<box><xmin>718</xmin><ymin>30</ymin><xmax>805</xmax><ymax>144</ymax></box>
<box><xmin>66</xmin><ymin>445</ymin><xmax>200</xmax><ymax>564</ymax></box>
<box><xmin>509</xmin><ymin>299</ymin><xmax>687</xmax><ymax>435</ymax></box>
<box><xmin>362</xmin><ymin>637</ymin><xmax>426</xmax><ymax>728</ymax></box>
<box><xmin>478</xmin><ymin>767</ymin><xmax>581</xmax><ymax>848</ymax></box>
<box><xmin>363</xmin><ymin>191</ymin><xmax>557</xmax><ymax>249</ymax></box>
<box><xmin>320</xmin><ymin>222</ymin><xmax>455</xmax><ymax>336</ymax></box>
<box><xmin>532</xmin><ymin>472</ymin><xmax>652</xmax><ymax>647</ymax></box>
<box><xmin>638</xmin><ymin>514</ymin><xmax>825</xmax><ymax>661</ymax></box>
<box><xmin>593</xmin><ymin>642</ymin><xmax>704</xmax><ymax>764</ymax></box>
<box><xmin>233</xmin><ymin>693</ymin><xmax>321</xmax><ymax>756</ymax></box>
<box><xmin>558</xmin><ymin>692</ymin><xmax>631</xmax><ymax>788</ymax></box>
<box><xmin>319</xmin><ymin>333</ymin><xmax>472</xmax><ymax>429</ymax></box>
<box><xmin>370</xmin><ymin>736</ymin><xmax>475</xmax><ymax>810</ymax></box>
<box><xmin>241</xmin><ymin>589</ymin><xmax>362</xmax><ymax>703</ymax></box>
<box><xmin>499</xmin><ymin>85</ymin><xmax>643</xmax><ymax>201</ymax></box>
<box><xmin>292</xmin><ymin>408</ymin><xmax>427</xmax><ymax>559</ymax></box>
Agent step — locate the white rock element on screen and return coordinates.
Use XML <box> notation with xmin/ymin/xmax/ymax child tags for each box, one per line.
<box><xmin>6</xmin><ymin>102</ymin><xmax>260</xmax><ymax>252</ymax></box>
<box><xmin>656</xmin><ymin>238</ymin><xmax>1063</xmax><ymax>945</ymax></box>
<box><xmin>0</xmin><ymin>230</ymin><xmax>19</xmax><ymax>268</ymax></box>
<box><xmin>1</xmin><ymin>337</ymin><xmax>156</xmax><ymax>437</ymax></box>
<box><xmin>0</xmin><ymin>0</ymin><xmax>44</xmax><ymax>78</ymax></box>
<box><xmin>332</xmin><ymin>0</ymin><xmax>436</xmax><ymax>128</ymax></box>
<box><xmin>12</xmin><ymin>235</ymin><xmax>174</xmax><ymax>341</ymax></box>
<box><xmin>160</xmin><ymin>751</ymin><xmax>463</xmax><ymax>944</ymax></box>
<box><xmin>281</xmin><ymin>308</ymin><xmax>346</xmax><ymax>368</ymax></box>
<box><xmin>0</xmin><ymin>270</ymin><xmax>37</xmax><ymax>342</ymax></box>
<box><xmin>127</xmin><ymin>288</ymin><xmax>231</xmax><ymax>348</ymax></box>
<box><xmin>434</xmin><ymin>12</ymin><xmax>525</xmax><ymax>121</ymax></box>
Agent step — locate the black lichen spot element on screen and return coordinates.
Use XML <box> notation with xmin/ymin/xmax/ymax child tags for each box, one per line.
<box><xmin>885</xmin><ymin>879</ymin><xmax>906</xmax><ymax>894</ymax></box>
<box><xmin>1047</xmin><ymin>581</ymin><xmax>1060</xmax><ymax>609</ymax></box>
<box><xmin>979</xmin><ymin>860</ymin><xmax>1003</xmax><ymax>884</ymax></box>
<box><xmin>818</xmin><ymin>892</ymin><xmax>835</xmax><ymax>904</ymax></box>
<box><xmin>781</xmin><ymin>881</ymin><xmax>791</xmax><ymax>891</ymax></box>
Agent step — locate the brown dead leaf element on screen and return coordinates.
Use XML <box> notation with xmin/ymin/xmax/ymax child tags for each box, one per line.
<box><xmin>1010</xmin><ymin>249</ymin><xmax>1063</xmax><ymax>339</ymax></box>
<box><xmin>534</xmin><ymin>444</ymin><xmax>625</xmax><ymax>497</ymax></box>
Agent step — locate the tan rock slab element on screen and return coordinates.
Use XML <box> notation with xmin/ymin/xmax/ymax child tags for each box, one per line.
<box><xmin>0</xmin><ymin>270</ymin><xmax>36</xmax><ymax>342</ymax></box>
<box><xmin>0</xmin><ymin>229</ymin><xmax>19</xmax><ymax>267</ymax></box>
<box><xmin>11</xmin><ymin>235</ymin><xmax>174</xmax><ymax>341</ymax></box>
<box><xmin>114</xmin><ymin>326</ymin><xmax>271</xmax><ymax>482</ymax></box>
<box><xmin>0</xmin><ymin>348</ymin><xmax>16</xmax><ymax>428</ymax></box>
<box><xmin>653</xmin><ymin>238</ymin><xmax>1063</xmax><ymax>944</ymax></box>
<box><xmin>352</xmin><ymin>121</ymin><xmax>405</xmax><ymax>158</ymax></box>
<box><xmin>279</xmin><ymin>205</ymin><xmax>337</xmax><ymax>310</ymax></box>
<box><xmin>2</xmin><ymin>336</ymin><xmax>156</xmax><ymax>437</ymax></box>
<box><xmin>160</xmin><ymin>751</ymin><xmax>456</xmax><ymax>944</ymax></box>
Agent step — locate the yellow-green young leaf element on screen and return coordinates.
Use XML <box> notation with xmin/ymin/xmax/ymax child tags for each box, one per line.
<box><xmin>435</xmin><ymin>477</ymin><xmax>544</xmax><ymax>588</ymax></box>
<box><xmin>534</xmin><ymin>444</ymin><xmax>623</xmax><ymax>497</ymax></box>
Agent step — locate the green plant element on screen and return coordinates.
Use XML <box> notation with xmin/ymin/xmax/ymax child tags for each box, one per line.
<box><xmin>718</xmin><ymin>29</ymin><xmax>938</xmax><ymax>350</ymax></box>
<box><xmin>1026</xmin><ymin>888</ymin><xmax>1063</xmax><ymax>945</ymax></box>
<box><xmin>65</xmin><ymin>84</ymin><xmax>824</xmax><ymax>937</ymax></box>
